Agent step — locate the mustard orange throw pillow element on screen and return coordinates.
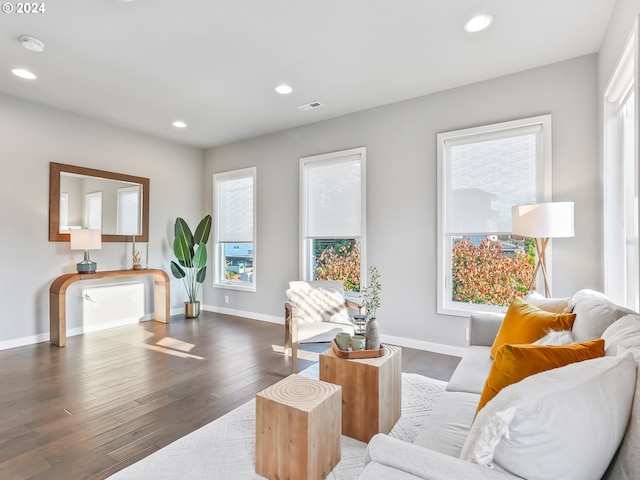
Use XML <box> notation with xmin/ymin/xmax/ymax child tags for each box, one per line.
<box><xmin>476</xmin><ymin>338</ymin><xmax>605</xmax><ymax>413</ymax></box>
<box><xmin>490</xmin><ymin>297</ymin><xmax>577</xmax><ymax>358</ymax></box>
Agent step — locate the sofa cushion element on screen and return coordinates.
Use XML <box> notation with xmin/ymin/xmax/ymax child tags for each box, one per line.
<box><xmin>360</xmin><ymin>462</ymin><xmax>424</xmax><ymax>480</ymax></box>
<box><xmin>286</xmin><ymin>287</ymin><xmax>351</xmax><ymax>324</ymax></box>
<box><xmin>569</xmin><ymin>289</ymin><xmax>636</xmax><ymax>342</ymax></box>
<box><xmin>446</xmin><ymin>346</ymin><xmax>493</xmax><ymax>395</ymax></box>
<box><xmin>601</xmin><ymin>313</ymin><xmax>640</xmax><ymax>356</ymax></box>
<box><xmin>461</xmin><ymin>353</ymin><xmax>636</xmax><ymax>480</ymax></box>
<box><xmin>490</xmin><ymin>298</ymin><xmax>576</xmax><ymax>358</ymax></box>
<box><xmin>365</xmin><ymin>433</ymin><xmax>515</xmax><ymax>480</ymax></box>
<box><xmin>413</xmin><ymin>391</ymin><xmax>479</xmax><ymax>457</ymax></box>
<box><xmin>524</xmin><ymin>291</ymin><xmax>571</xmax><ymax>313</ymax></box>
<box><xmin>296</xmin><ymin>320</ymin><xmax>354</xmax><ymax>344</ymax></box>
<box><xmin>604</xmin><ymin>350</ymin><xmax>640</xmax><ymax>480</ymax></box>
<box><xmin>476</xmin><ymin>339</ymin><xmax>605</xmax><ymax>412</ymax></box>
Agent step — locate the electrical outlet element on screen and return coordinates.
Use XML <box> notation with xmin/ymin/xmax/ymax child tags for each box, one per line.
<box><xmin>224</xmin><ymin>295</ymin><xmax>229</xmax><ymax>304</ymax></box>
<box><xmin>465</xmin><ymin>327</ymin><xmax>469</xmax><ymax>342</ymax></box>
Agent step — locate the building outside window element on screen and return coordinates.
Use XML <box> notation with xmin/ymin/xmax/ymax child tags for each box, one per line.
<box><xmin>213</xmin><ymin>167</ymin><xmax>256</xmax><ymax>291</ymax></box>
<box><xmin>437</xmin><ymin>115</ymin><xmax>551</xmax><ymax>315</ymax></box>
<box><xmin>300</xmin><ymin>147</ymin><xmax>366</xmax><ymax>294</ymax></box>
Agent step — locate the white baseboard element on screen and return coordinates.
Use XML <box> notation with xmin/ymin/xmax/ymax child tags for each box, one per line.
<box><xmin>0</xmin><ymin>314</ymin><xmax>156</xmax><ymax>351</ymax></box>
<box><xmin>67</xmin><ymin>314</ymin><xmax>154</xmax><ymax>338</ymax></box>
<box><xmin>201</xmin><ymin>304</ymin><xmax>283</xmax><ymax>324</ymax></box>
<box><xmin>380</xmin><ymin>333</ymin><xmax>466</xmax><ymax>358</ymax></box>
<box><xmin>201</xmin><ymin>305</ymin><xmax>465</xmax><ymax>358</ymax></box>
<box><xmin>0</xmin><ymin>309</ymin><xmax>465</xmax><ymax>358</ymax></box>
<box><xmin>0</xmin><ymin>333</ymin><xmax>50</xmax><ymax>351</ymax></box>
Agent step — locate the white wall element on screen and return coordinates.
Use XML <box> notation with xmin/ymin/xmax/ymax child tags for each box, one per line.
<box><xmin>0</xmin><ymin>93</ymin><xmax>203</xmax><ymax>349</ymax></box>
<box><xmin>203</xmin><ymin>54</ymin><xmax>600</xmax><ymax>352</ymax></box>
<box><xmin>599</xmin><ymin>0</ymin><xmax>640</xmax><ymax>92</ymax></box>
<box><xmin>3</xmin><ymin>14</ymin><xmax>623</xmax><ymax>352</ymax></box>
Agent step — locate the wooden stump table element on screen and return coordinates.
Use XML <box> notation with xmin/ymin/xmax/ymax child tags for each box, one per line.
<box><xmin>319</xmin><ymin>344</ymin><xmax>402</xmax><ymax>443</ymax></box>
<box><xmin>255</xmin><ymin>374</ymin><xmax>342</xmax><ymax>480</ymax></box>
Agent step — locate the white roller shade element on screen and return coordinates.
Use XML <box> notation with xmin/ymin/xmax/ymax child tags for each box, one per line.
<box><xmin>445</xmin><ymin>127</ymin><xmax>541</xmax><ymax>234</ymax></box>
<box><xmin>216</xmin><ymin>173</ymin><xmax>254</xmax><ymax>243</ymax></box>
<box><xmin>304</xmin><ymin>154</ymin><xmax>362</xmax><ymax>238</ymax></box>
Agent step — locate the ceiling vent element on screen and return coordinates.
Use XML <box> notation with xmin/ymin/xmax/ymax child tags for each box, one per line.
<box><xmin>298</xmin><ymin>101</ymin><xmax>324</xmax><ymax>112</ymax></box>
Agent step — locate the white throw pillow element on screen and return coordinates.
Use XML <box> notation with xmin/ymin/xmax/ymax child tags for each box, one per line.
<box><xmin>460</xmin><ymin>353</ymin><xmax>637</xmax><ymax>480</ymax></box>
<box><xmin>286</xmin><ymin>287</ymin><xmax>350</xmax><ymax>325</ymax></box>
<box><xmin>533</xmin><ymin>328</ymin><xmax>575</xmax><ymax>345</ymax></box>
<box><xmin>524</xmin><ymin>291</ymin><xmax>570</xmax><ymax>314</ymax></box>
<box><xmin>569</xmin><ymin>289</ymin><xmax>635</xmax><ymax>342</ymax></box>
<box><xmin>601</xmin><ymin>314</ymin><xmax>640</xmax><ymax>356</ymax></box>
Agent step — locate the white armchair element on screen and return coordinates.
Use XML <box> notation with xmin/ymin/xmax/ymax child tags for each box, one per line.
<box><xmin>284</xmin><ymin>280</ymin><xmax>363</xmax><ymax>372</ymax></box>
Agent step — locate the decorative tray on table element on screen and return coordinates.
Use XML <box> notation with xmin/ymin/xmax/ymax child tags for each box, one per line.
<box><xmin>331</xmin><ymin>339</ymin><xmax>385</xmax><ymax>359</ymax></box>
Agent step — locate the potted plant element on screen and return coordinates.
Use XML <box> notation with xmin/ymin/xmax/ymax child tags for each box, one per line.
<box><xmin>131</xmin><ymin>235</ymin><xmax>142</xmax><ymax>270</ymax></box>
<box><xmin>170</xmin><ymin>215</ymin><xmax>212</xmax><ymax>318</ymax></box>
<box><xmin>362</xmin><ymin>266</ymin><xmax>382</xmax><ymax>350</ymax></box>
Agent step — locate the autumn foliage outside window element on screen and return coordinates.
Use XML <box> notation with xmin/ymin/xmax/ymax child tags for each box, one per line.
<box><xmin>451</xmin><ymin>236</ymin><xmax>535</xmax><ymax>306</ymax></box>
<box><xmin>313</xmin><ymin>239</ymin><xmax>361</xmax><ymax>292</ymax></box>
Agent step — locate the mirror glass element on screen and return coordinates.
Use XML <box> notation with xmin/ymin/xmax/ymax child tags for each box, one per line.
<box><xmin>49</xmin><ymin>162</ymin><xmax>149</xmax><ymax>242</ymax></box>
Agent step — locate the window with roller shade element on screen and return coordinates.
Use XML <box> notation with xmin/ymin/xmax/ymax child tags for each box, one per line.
<box><xmin>117</xmin><ymin>185</ymin><xmax>141</xmax><ymax>235</ymax></box>
<box><xmin>213</xmin><ymin>167</ymin><xmax>256</xmax><ymax>291</ymax></box>
<box><xmin>604</xmin><ymin>23</ymin><xmax>639</xmax><ymax>310</ymax></box>
<box><xmin>300</xmin><ymin>147</ymin><xmax>366</xmax><ymax>293</ymax></box>
<box><xmin>437</xmin><ymin>116</ymin><xmax>551</xmax><ymax>315</ymax></box>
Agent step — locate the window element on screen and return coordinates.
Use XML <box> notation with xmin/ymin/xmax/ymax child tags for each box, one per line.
<box><xmin>437</xmin><ymin>116</ymin><xmax>551</xmax><ymax>315</ymax></box>
<box><xmin>604</xmin><ymin>21</ymin><xmax>639</xmax><ymax>310</ymax></box>
<box><xmin>213</xmin><ymin>167</ymin><xmax>256</xmax><ymax>291</ymax></box>
<box><xmin>59</xmin><ymin>192</ymin><xmax>69</xmax><ymax>230</ymax></box>
<box><xmin>117</xmin><ymin>185</ymin><xmax>141</xmax><ymax>235</ymax></box>
<box><xmin>300</xmin><ymin>147</ymin><xmax>366</xmax><ymax>293</ymax></box>
<box><xmin>84</xmin><ymin>191</ymin><xmax>102</xmax><ymax>230</ymax></box>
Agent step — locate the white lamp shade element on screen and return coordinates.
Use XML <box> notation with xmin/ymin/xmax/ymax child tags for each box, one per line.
<box><xmin>70</xmin><ymin>229</ymin><xmax>102</xmax><ymax>250</ymax></box>
<box><xmin>511</xmin><ymin>202</ymin><xmax>575</xmax><ymax>238</ymax></box>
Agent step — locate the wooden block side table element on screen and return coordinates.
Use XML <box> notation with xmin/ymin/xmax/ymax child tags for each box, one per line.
<box><xmin>319</xmin><ymin>344</ymin><xmax>402</xmax><ymax>443</ymax></box>
<box><xmin>255</xmin><ymin>374</ymin><xmax>342</xmax><ymax>480</ymax></box>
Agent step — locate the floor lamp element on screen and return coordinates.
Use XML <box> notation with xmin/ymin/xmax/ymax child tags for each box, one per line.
<box><xmin>511</xmin><ymin>202</ymin><xmax>574</xmax><ymax>297</ymax></box>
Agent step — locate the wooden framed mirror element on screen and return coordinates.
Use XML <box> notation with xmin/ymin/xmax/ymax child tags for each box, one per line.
<box><xmin>49</xmin><ymin>162</ymin><xmax>149</xmax><ymax>242</ymax></box>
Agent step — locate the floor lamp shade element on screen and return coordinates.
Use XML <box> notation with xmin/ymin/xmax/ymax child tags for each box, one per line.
<box><xmin>511</xmin><ymin>202</ymin><xmax>574</xmax><ymax>297</ymax></box>
<box><xmin>70</xmin><ymin>229</ymin><xmax>102</xmax><ymax>274</ymax></box>
<box><xmin>511</xmin><ymin>202</ymin><xmax>575</xmax><ymax>238</ymax></box>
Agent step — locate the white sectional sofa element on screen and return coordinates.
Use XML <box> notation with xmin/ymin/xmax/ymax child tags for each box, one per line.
<box><xmin>359</xmin><ymin>290</ymin><xmax>640</xmax><ymax>480</ymax></box>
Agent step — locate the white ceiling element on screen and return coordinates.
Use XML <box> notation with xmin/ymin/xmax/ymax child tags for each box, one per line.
<box><xmin>0</xmin><ymin>0</ymin><xmax>616</xmax><ymax>149</ymax></box>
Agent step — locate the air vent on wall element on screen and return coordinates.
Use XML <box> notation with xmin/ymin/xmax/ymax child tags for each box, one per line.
<box><xmin>298</xmin><ymin>101</ymin><xmax>324</xmax><ymax>111</ymax></box>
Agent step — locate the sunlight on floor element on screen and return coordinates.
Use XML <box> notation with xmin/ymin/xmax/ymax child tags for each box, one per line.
<box><xmin>156</xmin><ymin>336</ymin><xmax>196</xmax><ymax>352</ymax></box>
<box><xmin>271</xmin><ymin>344</ymin><xmax>319</xmax><ymax>362</ymax></box>
<box><xmin>143</xmin><ymin>342</ymin><xmax>205</xmax><ymax>360</ymax></box>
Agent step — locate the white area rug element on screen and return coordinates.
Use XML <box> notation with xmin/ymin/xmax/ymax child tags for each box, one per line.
<box><xmin>108</xmin><ymin>364</ymin><xmax>446</xmax><ymax>480</ymax></box>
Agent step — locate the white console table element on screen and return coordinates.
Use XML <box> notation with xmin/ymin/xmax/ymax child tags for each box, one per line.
<box><xmin>49</xmin><ymin>269</ymin><xmax>170</xmax><ymax>346</ymax></box>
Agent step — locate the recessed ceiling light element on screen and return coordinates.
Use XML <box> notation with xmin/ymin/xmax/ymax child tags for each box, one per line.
<box><xmin>11</xmin><ymin>68</ymin><xmax>37</xmax><ymax>80</ymax></box>
<box><xmin>172</xmin><ymin>121</ymin><xmax>187</xmax><ymax>128</ymax></box>
<box><xmin>20</xmin><ymin>36</ymin><xmax>45</xmax><ymax>53</ymax></box>
<box><xmin>275</xmin><ymin>84</ymin><xmax>293</xmax><ymax>95</ymax></box>
<box><xmin>464</xmin><ymin>14</ymin><xmax>493</xmax><ymax>33</ymax></box>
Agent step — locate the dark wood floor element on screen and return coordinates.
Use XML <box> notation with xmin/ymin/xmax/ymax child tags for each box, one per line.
<box><xmin>0</xmin><ymin>312</ymin><xmax>460</xmax><ymax>480</ymax></box>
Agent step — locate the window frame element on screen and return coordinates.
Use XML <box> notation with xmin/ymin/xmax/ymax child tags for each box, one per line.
<box><xmin>299</xmin><ymin>147</ymin><xmax>367</xmax><ymax>295</ymax></box>
<box><xmin>84</xmin><ymin>191</ymin><xmax>103</xmax><ymax>230</ymax></box>
<box><xmin>604</xmin><ymin>18</ymin><xmax>639</xmax><ymax>310</ymax></box>
<box><xmin>116</xmin><ymin>185</ymin><xmax>141</xmax><ymax>235</ymax></box>
<box><xmin>437</xmin><ymin>115</ymin><xmax>552</xmax><ymax>316</ymax></box>
<box><xmin>213</xmin><ymin>167</ymin><xmax>257</xmax><ymax>292</ymax></box>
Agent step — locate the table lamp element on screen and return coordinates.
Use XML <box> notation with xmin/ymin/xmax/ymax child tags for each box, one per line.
<box><xmin>511</xmin><ymin>202</ymin><xmax>574</xmax><ymax>297</ymax></box>
<box><xmin>70</xmin><ymin>229</ymin><xmax>102</xmax><ymax>274</ymax></box>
